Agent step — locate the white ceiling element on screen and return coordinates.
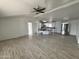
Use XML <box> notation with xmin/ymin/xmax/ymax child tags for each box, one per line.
<box><xmin>0</xmin><ymin>0</ymin><xmax>79</xmax><ymax>22</ymax></box>
<box><xmin>34</xmin><ymin>0</ymin><xmax>79</xmax><ymax>22</ymax></box>
<box><xmin>0</xmin><ymin>0</ymin><xmax>75</xmax><ymax>17</ymax></box>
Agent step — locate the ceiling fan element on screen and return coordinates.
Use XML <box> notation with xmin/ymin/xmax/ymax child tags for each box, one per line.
<box><xmin>33</xmin><ymin>5</ymin><xmax>46</xmax><ymax>14</ymax></box>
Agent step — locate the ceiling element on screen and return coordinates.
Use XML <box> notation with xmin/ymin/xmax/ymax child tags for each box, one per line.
<box><xmin>34</xmin><ymin>0</ymin><xmax>79</xmax><ymax>22</ymax></box>
<box><xmin>0</xmin><ymin>0</ymin><xmax>79</xmax><ymax>22</ymax></box>
<box><xmin>0</xmin><ymin>0</ymin><xmax>75</xmax><ymax>17</ymax></box>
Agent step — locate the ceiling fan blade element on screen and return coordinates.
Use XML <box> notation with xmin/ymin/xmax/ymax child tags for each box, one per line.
<box><xmin>39</xmin><ymin>11</ymin><xmax>45</xmax><ymax>13</ymax></box>
<box><xmin>33</xmin><ymin>6</ymin><xmax>46</xmax><ymax>14</ymax></box>
<box><xmin>36</xmin><ymin>13</ymin><xmax>39</xmax><ymax>14</ymax></box>
<box><xmin>40</xmin><ymin>8</ymin><xmax>46</xmax><ymax>10</ymax></box>
<box><xmin>33</xmin><ymin>8</ymin><xmax>37</xmax><ymax>10</ymax></box>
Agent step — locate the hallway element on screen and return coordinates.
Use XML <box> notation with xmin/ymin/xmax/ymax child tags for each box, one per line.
<box><xmin>0</xmin><ymin>34</ymin><xmax>79</xmax><ymax>59</ymax></box>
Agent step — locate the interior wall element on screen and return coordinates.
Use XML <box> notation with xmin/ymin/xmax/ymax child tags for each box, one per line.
<box><xmin>32</xmin><ymin>22</ymin><xmax>38</xmax><ymax>34</ymax></box>
<box><xmin>55</xmin><ymin>19</ymin><xmax>79</xmax><ymax>36</ymax></box>
<box><xmin>69</xmin><ymin>19</ymin><xmax>79</xmax><ymax>36</ymax></box>
<box><xmin>0</xmin><ymin>16</ymin><xmax>28</xmax><ymax>41</ymax></box>
<box><xmin>70</xmin><ymin>20</ymin><xmax>77</xmax><ymax>35</ymax></box>
<box><xmin>76</xmin><ymin>20</ymin><xmax>79</xmax><ymax>36</ymax></box>
<box><xmin>55</xmin><ymin>21</ymin><xmax>61</xmax><ymax>33</ymax></box>
<box><xmin>0</xmin><ymin>16</ymin><xmax>79</xmax><ymax>41</ymax></box>
<box><xmin>69</xmin><ymin>19</ymin><xmax>79</xmax><ymax>44</ymax></box>
<box><xmin>76</xmin><ymin>20</ymin><xmax>79</xmax><ymax>43</ymax></box>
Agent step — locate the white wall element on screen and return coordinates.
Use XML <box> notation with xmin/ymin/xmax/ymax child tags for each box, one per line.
<box><xmin>55</xmin><ymin>21</ymin><xmax>61</xmax><ymax>33</ymax></box>
<box><xmin>76</xmin><ymin>20</ymin><xmax>79</xmax><ymax>36</ymax></box>
<box><xmin>69</xmin><ymin>19</ymin><xmax>79</xmax><ymax>44</ymax></box>
<box><xmin>0</xmin><ymin>16</ymin><xmax>79</xmax><ymax>41</ymax></box>
<box><xmin>76</xmin><ymin>20</ymin><xmax>79</xmax><ymax>44</ymax></box>
<box><xmin>69</xmin><ymin>20</ymin><xmax>79</xmax><ymax>36</ymax></box>
<box><xmin>55</xmin><ymin>20</ymin><xmax>79</xmax><ymax>35</ymax></box>
<box><xmin>32</xmin><ymin>22</ymin><xmax>38</xmax><ymax>34</ymax></box>
<box><xmin>0</xmin><ymin>16</ymin><xmax>28</xmax><ymax>40</ymax></box>
<box><xmin>70</xmin><ymin>20</ymin><xmax>77</xmax><ymax>35</ymax></box>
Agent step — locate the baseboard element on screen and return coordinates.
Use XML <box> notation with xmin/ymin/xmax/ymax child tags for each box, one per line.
<box><xmin>0</xmin><ymin>35</ymin><xmax>28</xmax><ymax>42</ymax></box>
<box><xmin>54</xmin><ymin>32</ymin><xmax>76</xmax><ymax>37</ymax></box>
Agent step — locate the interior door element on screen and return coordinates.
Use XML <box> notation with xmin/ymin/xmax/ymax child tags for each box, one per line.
<box><xmin>65</xmin><ymin>24</ymin><xmax>69</xmax><ymax>35</ymax></box>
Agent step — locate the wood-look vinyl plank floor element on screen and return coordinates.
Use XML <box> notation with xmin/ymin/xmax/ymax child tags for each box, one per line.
<box><xmin>0</xmin><ymin>34</ymin><xmax>79</xmax><ymax>59</ymax></box>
